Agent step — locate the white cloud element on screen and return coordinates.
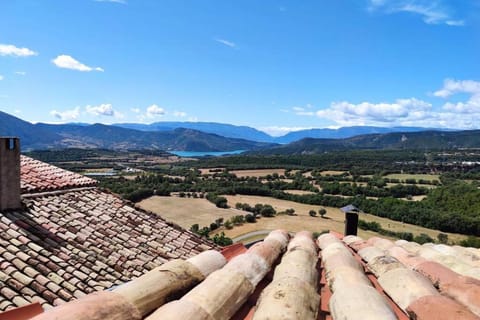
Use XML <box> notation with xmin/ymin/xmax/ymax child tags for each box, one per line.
<box><xmin>50</xmin><ymin>107</ymin><xmax>81</xmax><ymax>121</ymax></box>
<box><xmin>173</xmin><ymin>111</ymin><xmax>187</xmax><ymax>117</ymax></box>
<box><xmin>259</xmin><ymin>126</ymin><xmax>314</xmax><ymax>137</ymax></box>
<box><xmin>214</xmin><ymin>38</ymin><xmax>236</xmax><ymax>48</ymax></box>
<box><xmin>316</xmin><ymin>98</ymin><xmax>432</xmax><ymax>126</ymax></box>
<box><xmin>0</xmin><ymin>44</ymin><xmax>37</xmax><ymax>57</ymax></box>
<box><xmin>292</xmin><ymin>104</ymin><xmax>315</xmax><ymax>116</ymax></box>
<box><xmin>146</xmin><ymin>104</ymin><xmax>166</xmax><ymax>117</ymax></box>
<box><xmin>86</xmin><ymin>103</ymin><xmax>123</xmax><ymax>118</ymax></box>
<box><xmin>52</xmin><ymin>55</ymin><xmax>104</xmax><ymax>72</ymax></box>
<box><xmin>94</xmin><ymin>0</ymin><xmax>126</xmax><ymax>3</ymax></box>
<box><xmin>15</xmin><ymin>71</ymin><xmax>26</xmax><ymax>76</ymax></box>
<box><xmin>0</xmin><ymin>75</ymin><xmax>3</xmax><ymax>81</ymax></box>
<box><xmin>368</xmin><ymin>0</ymin><xmax>464</xmax><ymax>26</ymax></box>
<box><xmin>131</xmin><ymin>107</ymin><xmax>141</xmax><ymax>113</ymax></box>
<box><xmin>434</xmin><ymin>79</ymin><xmax>480</xmax><ymax>114</ymax></box>
<box><xmin>434</xmin><ymin>79</ymin><xmax>480</xmax><ymax>98</ymax></box>
<box><xmin>309</xmin><ymin>79</ymin><xmax>480</xmax><ymax>129</ymax></box>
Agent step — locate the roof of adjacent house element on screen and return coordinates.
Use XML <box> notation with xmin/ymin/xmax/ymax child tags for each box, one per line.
<box><xmin>22</xmin><ymin>229</ymin><xmax>480</xmax><ymax>320</ymax></box>
<box><xmin>0</xmin><ymin>156</ymin><xmax>216</xmax><ymax>312</ymax></box>
<box><xmin>20</xmin><ymin>156</ymin><xmax>97</xmax><ymax>193</ymax></box>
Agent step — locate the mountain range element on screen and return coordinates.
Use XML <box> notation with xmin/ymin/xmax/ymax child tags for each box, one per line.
<box><xmin>113</xmin><ymin>122</ymin><xmax>441</xmax><ymax>143</ymax></box>
<box><xmin>253</xmin><ymin>130</ymin><xmax>480</xmax><ymax>155</ymax></box>
<box><xmin>0</xmin><ymin>111</ymin><xmax>275</xmax><ymax>151</ymax></box>
<box><xmin>2</xmin><ymin>110</ymin><xmax>477</xmax><ymax>153</ymax></box>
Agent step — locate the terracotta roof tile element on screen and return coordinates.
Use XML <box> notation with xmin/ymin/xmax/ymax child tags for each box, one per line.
<box><xmin>26</xmin><ymin>230</ymin><xmax>480</xmax><ymax>320</ymax></box>
<box><xmin>1</xmin><ymin>158</ymin><xmax>217</xmax><ymax>312</ymax></box>
<box><xmin>20</xmin><ymin>156</ymin><xmax>97</xmax><ymax>194</ymax></box>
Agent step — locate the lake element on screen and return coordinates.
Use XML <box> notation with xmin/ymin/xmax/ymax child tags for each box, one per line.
<box><xmin>170</xmin><ymin>150</ymin><xmax>246</xmax><ymax>157</ymax></box>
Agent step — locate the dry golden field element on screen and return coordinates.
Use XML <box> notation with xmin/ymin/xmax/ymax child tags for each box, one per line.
<box><xmin>384</xmin><ymin>173</ymin><xmax>440</xmax><ymax>182</ymax></box>
<box><xmin>199</xmin><ymin>168</ymin><xmax>225</xmax><ymax>175</ymax></box>
<box><xmin>230</xmin><ymin>169</ymin><xmax>286</xmax><ymax>178</ymax></box>
<box><xmin>220</xmin><ymin>195</ymin><xmax>468</xmax><ymax>243</ymax></box>
<box><xmin>319</xmin><ymin>170</ymin><xmax>348</xmax><ymax>176</ymax></box>
<box><xmin>386</xmin><ymin>182</ymin><xmax>437</xmax><ymax>189</ymax></box>
<box><xmin>283</xmin><ymin>190</ymin><xmax>317</xmax><ymax>195</ymax></box>
<box><xmin>137</xmin><ymin>194</ymin><xmax>468</xmax><ymax>244</ymax></box>
<box><xmin>137</xmin><ymin>196</ymin><xmax>243</xmax><ymax>229</ymax></box>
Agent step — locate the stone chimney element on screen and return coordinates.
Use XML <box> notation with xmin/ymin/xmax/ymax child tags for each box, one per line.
<box><xmin>0</xmin><ymin>137</ymin><xmax>21</xmax><ymax>211</ymax></box>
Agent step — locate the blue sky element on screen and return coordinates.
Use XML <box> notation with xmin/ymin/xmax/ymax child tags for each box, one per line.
<box><xmin>0</xmin><ymin>0</ymin><xmax>479</xmax><ymax>136</ymax></box>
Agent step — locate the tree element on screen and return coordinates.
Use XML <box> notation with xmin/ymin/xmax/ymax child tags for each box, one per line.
<box><xmin>309</xmin><ymin>210</ymin><xmax>317</xmax><ymax>217</ymax></box>
<box><xmin>245</xmin><ymin>213</ymin><xmax>256</xmax><ymax>223</ymax></box>
<box><xmin>190</xmin><ymin>224</ymin><xmax>199</xmax><ymax>233</ymax></box>
<box><xmin>198</xmin><ymin>226</ymin><xmax>211</xmax><ymax>238</ymax></box>
<box><xmin>460</xmin><ymin>236</ymin><xmax>480</xmax><ymax>248</ymax></box>
<box><xmin>224</xmin><ymin>221</ymin><xmax>233</xmax><ymax>229</ymax></box>
<box><xmin>286</xmin><ymin>208</ymin><xmax>296</xmax><ymax>216</ymax></box>
<box><xmin>260</xmin><ymin>205</ymin><xmax>276</xmax><ymax>217</ymax></box>
<box><xmin>413</xmin><ymin>233</ymin><xmax>434</xmax><ymax>245</ymax></box>
<box><xmin>231</xmin><ymin>215</ymin><xmax>245</xmax><ymax>225</ymax></box>
<box><xmin>319</xmin><ymin>208</ymin><xmax>327</xmax><ymax>218</ymax></box>
<box><xmin>437</xmin><ymin>233</ymin><xmax>448</xmax><ymax>244</ymax></box>
<box><xmin>213</xmin><ymin>232</ymin><xmax>233</xmax><ymax>246</ymax></box>
<box><xmin>210</xmin><ymin>222</ymin><xmax>219</xmax><ymax>231</ymax></box>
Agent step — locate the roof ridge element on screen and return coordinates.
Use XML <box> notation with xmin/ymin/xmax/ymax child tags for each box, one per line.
<box><xmin>21</xmin><ymin>187</ymin><xmax>98</xmax><ymax>198</ymax></box>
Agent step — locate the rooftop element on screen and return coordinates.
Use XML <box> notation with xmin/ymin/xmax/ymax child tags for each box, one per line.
<box><xmin>20</xmin><ymin>156</ymin><xmax>97</xmax><ymax>193</ymax></box>
<box><xmin>15</xmin><ymin>229</ymin><xmax>480</xmax><ymax>320</ymax></box>
<box><xmin>0</xmin><ymin>156</ymin><xmax>216</xmax><ymax>313</ymax></box>
<box><xmin>1</xmin><ymin>155</ymin><xmax>480</xmax><ymax>319</ymax></box>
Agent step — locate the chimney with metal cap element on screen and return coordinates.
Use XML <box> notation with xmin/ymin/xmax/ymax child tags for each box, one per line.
<box><xmin>0</xmin><ymin>137</ymin><xmax>21</xmax><ymax>211</ymax></box>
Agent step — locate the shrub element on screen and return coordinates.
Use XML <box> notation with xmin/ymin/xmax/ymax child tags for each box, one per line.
<box><xmin>245</xmin><ymin>213</ymin><xmax>256</xmax><ymax>223</ymax></box>
<box><xmin>260</xmin><ymin>205</ymin><xmax>276</xmax><ymax>217</ymax></box>
<box><xmin>210</xmin><ymin>222</ymin><xmax>219</xmax><ymax>231</ymax></box>
<box><xmin>413</xmin><ymin>233</ymin><xmax>434</xmax><ymax>244</ymax></box>
<box><xmin>319</xmin><ymin>208</ymin><xmax>327</xmax><ymax>218</ymax></box>
<box><xmin>459</xmin><ymin>236</ymin><xmax>480</xmax><ymax>248</ymax></box>
<box><xmin>358</xmin><ymin>220</ymin><xmax>381</xmax><ymax>232</ymax></box>
<box><xmin>198</xmin><ymin>226</ymin><xmax>211</xmax><ymax>238</ymax></box>
<box><xmin>437</xmin><ymin>233</ymin><xmax>448</xmax><ymax>244</ymax></box>
<box><xmin>224</xmin><ymin>221</ymin><xmax>233</xmax><ymax>229</ymax></box>
<box><xmin>213</xmin><ymin>232</ymin><xmax>233</xmax><ymax>246</ymax></box>
<box><xmin>231</xmin><ymin>215</ymin><xmax>245</xmax><ymax>225</ymax></box>
<box><xmin>309</xmin><ymin>210</ymin><xmax>317</xmax><ymax>217</ymax></box>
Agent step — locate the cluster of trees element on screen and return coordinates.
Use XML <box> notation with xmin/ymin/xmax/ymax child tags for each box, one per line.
<box><xmin>235</xmin><ymin>202</ymin><xmax>277</xmax><ymax>217</ymax></box>
<box><xmin>308</xmin><ymin>208</ymin><xmax>327</xmax><ymax>217</ymax></box>
<box><xmin>319</xmin><ymin>181</ymin><xmax>428</xmax><ymax>198</ymax></box>
<box><xmin>205</xmin><ymin>193</ymin><xmax>229</xmax><ymax>208</ymax></box>
<box><xmin>189</xmin><ymin>221</ymin><xmax>233</xmax><ymax>246</ymax></box>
